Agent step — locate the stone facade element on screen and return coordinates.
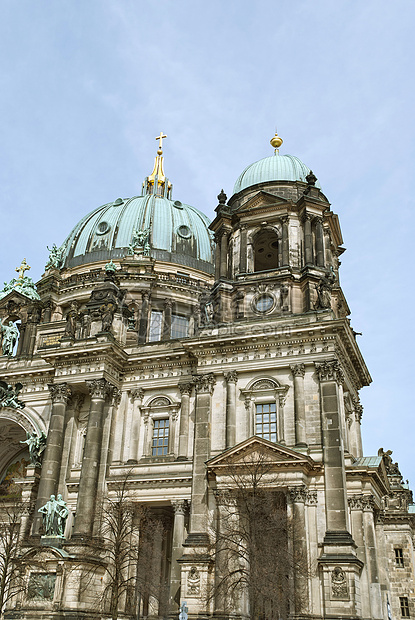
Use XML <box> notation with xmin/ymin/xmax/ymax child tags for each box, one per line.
<box><xmin>0</xmin><ymin>147</ymin><xmax>413</xmax><ymax>620</ymax></box>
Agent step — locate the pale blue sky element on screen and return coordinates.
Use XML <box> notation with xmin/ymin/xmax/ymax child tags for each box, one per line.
<box><xmin>0</xmin><ymin>1</ymin><xmax>414</xmax><ymax>482</ymax></box>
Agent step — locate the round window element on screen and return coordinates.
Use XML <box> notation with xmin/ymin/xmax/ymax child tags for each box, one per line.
<box><xmin>96</xmin><ymin>221</ymin><xmax>111</xmax><ymax>235</ymax></box>
<box><xmin>177</xmin><ymin>225</ymin><xmax>192</xmax><ymax>239</ymax></box>
<box><xmin>173</xmin><ymin>200</ymin><xmax>183</xmax><ymax>209</ymax></box>
<box><xmin>255</xmin><ymin>294</ymin><xmax>274</xmax><ymax>313</ymax></box>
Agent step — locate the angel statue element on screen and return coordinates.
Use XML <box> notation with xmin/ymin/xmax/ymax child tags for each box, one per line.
<box><xmin>0</xmin><ymin>381</ymin><xmax>25</xmax><ymax>409</ymax></box>
<box><xmin>0</xmin><ymin>320</ymin><xmax>19</xmax><ymax>356</ymax></box>
<box><xmin>21</xmin><ymin>431</ymin><xmax>47</xmax><ymax>466</ymax></box>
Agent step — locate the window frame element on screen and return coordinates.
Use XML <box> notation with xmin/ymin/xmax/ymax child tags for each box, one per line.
<box><xmin>395</xmin><ymin>548</ymin><xmax>405</xmax><ymax>568</ymax></box>
<box><xmin>400</xmin><ymin>597</ymin><xmax>410</xmax><ymax>618</ymax></box>
<box><xmin>240</xmin><ymin>377</ymin><xmax>288</xmax><ymax>443</ymax></box>
<box><xmin>142</xmin><ymin>396</ymin><xmax>180</xmax><ymax>458</ymax></box>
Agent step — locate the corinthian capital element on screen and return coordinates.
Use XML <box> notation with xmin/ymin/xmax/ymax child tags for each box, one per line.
<box><xmin>131</xmin><ymin>388</ymin><xmax>145</xmax><ymax>402</ymax></box>
<box><xmin>225</xmin><ymin>370</ymin><xmax>238</xmax><ymax>384</ymax></box>
<box><xmin>193</xmin><ymin>373</ymin><xmax>216</xmax><ymax>394</ymax></box>
<box><xmin>86</xmin><ymin>378</ymin><xmax>113</xmax><ymax>400</ymax></box>
<box><xmin>315</xmin><ymin>360</ymin><xmax>344</xmax><ymax>384</ymax></box>
<box><xmin>288</xmin><ymin>485</ymin><xmax>307</xmax><ymax>503</ymax></box>
<box><xmin>290</xmin><ymin>364</ymin><xmax>305</xmax><ymax>378</ymax></box>
<box><xmin>179</xmin><ymin>382</ymin><xmax>193</xmax><ymax>396</ymax></box>
<box><xmin>48</xmin><ymin>383</ymin><xmax>72</xmax><ymax>404</ymax></box>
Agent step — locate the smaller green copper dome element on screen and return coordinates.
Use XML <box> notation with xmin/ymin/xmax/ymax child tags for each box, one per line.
<box><xmin>233</xmin><ymin>154</ymin><xmax>321</xmax><ymax>194</ymax></box>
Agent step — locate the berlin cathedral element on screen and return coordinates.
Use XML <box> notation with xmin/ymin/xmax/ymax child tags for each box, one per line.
<box><xmin>0</xmin><ymin>132</ymin><xmax>413</xmax><ymax>620</ymax></box>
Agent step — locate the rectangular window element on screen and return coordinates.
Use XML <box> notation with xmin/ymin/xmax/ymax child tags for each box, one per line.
<box><xmin>395</xmin><ymin>548</ymin><xmax>405</xmax><ymax>567</ymax></box>
<box><xmin>400</xmin><ymin>597</ymin><xmax>410</xmax><ymax>618</ymax></box>
<box><xmin>152</xmin><ymin>419</ymin><xmax>169</xmax><ymax>456</ymax></box>
<box><xmin>171</xmin><ymin>315</ymin><xmax>189</xmax><ymax>339</ymax></box>
<box><xmin>149</xmin><ymin>311</ymin><xmax>163</xmax><ymax>342</ymax></box>
<box><xmin>255</xmin><ymin>402</ymin><xmax>277</xmax><ymax>443</ymax></box>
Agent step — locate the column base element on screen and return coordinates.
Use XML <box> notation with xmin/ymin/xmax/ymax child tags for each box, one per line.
<box><xmin>184</xmin><ymin>532</ymin><xmax>210</xmax><ymax>546</ymax></box>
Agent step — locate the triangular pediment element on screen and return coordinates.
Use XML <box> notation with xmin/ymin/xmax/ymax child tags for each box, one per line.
<box><xmin>0</xmin><ymin>290</ymin><xmax>33</xmax><ymax>307</ymax></box>
<box><xmin>236</xmin><ymin>191</ymin><xmax>290</xmax><ymax>214</ymax></box>
<box><xmin>207</xmin><ymin>436</ymin><xmax>319</xmax><ymax>473</ymax></box>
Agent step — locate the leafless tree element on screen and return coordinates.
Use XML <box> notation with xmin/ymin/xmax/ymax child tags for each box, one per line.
<box><xmin>0</xmin><ymin>493</ymin><xmax>27</xmax><ymax>617</ymax></box>
<box><xmin>209</xmin><ymin>447</ymin><xmax>310</xmax><ymax>620</ymax></box>
<box><xmin>85</xmin><ymin>477</ymin><xmax>168</xmax><ymax>620</ymax></box>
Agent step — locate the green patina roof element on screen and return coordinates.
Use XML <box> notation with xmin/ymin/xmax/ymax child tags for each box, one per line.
<box><xmin>233</xmin><ymin>153</ymin><xmax>321</xmax><ymax>195</ymax></box>
<box><xmin>353</xmin><ymin>456</ymin><xmax>382</xmax><ymax>468</ymax></box>
<box><xmin>60</xmin><ymin>194</ymin><xmax>214</xmax><ymax>273</ymax></box>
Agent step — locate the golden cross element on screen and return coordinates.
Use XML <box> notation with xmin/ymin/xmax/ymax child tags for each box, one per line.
<box><xmin>15</xmin><ymin>258</ymin><xmax>31</xmax><ymax>280</ymax></box>
<box><xmin>155</xmin><ymin>132</ymin><xmax>167</xmax><ymax>151</ymax></box>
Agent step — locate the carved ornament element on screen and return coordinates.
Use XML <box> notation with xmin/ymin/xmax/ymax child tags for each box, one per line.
<box><xmin>86</xmin><ymin>378</ymin><xmax>113</xmax><ymax>400</ymax></box>
<box><xmin>48</xmin><ymin>383</ymin><xmax>72</xmax><ymax>405</ymax></box>
<box><xmin>290</xmin><ymin>364</ymin><xmax>305</xmax><ymax>378</ymax></box>
<box><xmin>193</xmin><ymin>373</ymin><xmax>216</xmax><ymax>394</ymax></box>
<box><xmin>315</xmin><ymin>360</ymin><xmax>344</xmax><ymax>384</ymax></box>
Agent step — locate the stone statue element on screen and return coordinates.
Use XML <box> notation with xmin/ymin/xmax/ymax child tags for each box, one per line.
<box><xmin>314</xmin><ymin>267</ymin><xmax>336</xmax><ymax>310</ymax></box>
<box><xmin>0</xmin><ymin>320</ymin><xmax>19</xmax><ymax>356</ymax></box>
<box><xmin>64</xmin><ymin>302</ymin><xmax>78</xmax><ymax>338</ymax></box>
<box><xmin>56</xmin><ymin>493</ymin><xmax>69</xmax><ymax>536</ymax></box>
<box><xmin>38</xmin><ymin>494</ymin><xmax>68</xmax><ymax>537</ymax></box>
<box><xmin>45</xmin><ymin>243</ymin><xmax>66</xmax><ymax>270</ymax></box>
<box><xmin>0</xmin><ymin>381</ymin><xmax>25</xmax><ymax>409</ymax></box>
<box><xmin>128</xmin><ymin>227</ymin><xmax>151</xmax><ymax>255</ymax></box>
<box><xmin>21</xmin><ymin>431</ymin><xmax>47</xmax><ymax>466</ymax></box>
<box><xmin>100</xmin><ymin>302</ymin><xmax>116</xmax><ymax>332</ymax></box>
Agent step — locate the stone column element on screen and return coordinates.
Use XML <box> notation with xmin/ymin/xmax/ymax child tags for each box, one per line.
<box><xmin>349</xmin><ymin>496</ymin><xmax>372</xmax><ymax>619</ymax></box>
<box><xmin>291</xmin><ymin>364</ymin><xmax>307</xmax><ymax>447</ymax></box>
<box><xmin>73</xmin><ymin>378</ymin><xmax>112</xmax><ymax>537</ymax></box>
<box><xmin>288</xmin><ymin>486</ymin><xmax>309</xmax><ymax>614</ymax></box>
<box><xmin>33</xmin><ymin>383</ymin><xmax>72</xmax><ymax>533</ymax></box>
<box><xmin>315</xmin><ymin>216</ymin><xmax>325</xmax><ymax>268</ymax></box>
<box><xmin>303</xmin><ymin>212</ymin><xmax>313</xmax><ymax>266</ymax></box>
<box><xmin>352</xmin><ymin>397</ymin><xmax>363</xmax><ymax>457</ymax></box>
<box><xmin>225</xmin><ymin>371</ymin><xmax>238</xmax><ymax>448</ymax></box>
<box><xmin>138</xmin><ymin>291</ymin><xmax>149</xmax><ymax>344</ymax></box>
<box><xmin>186</xmin><ymin>373</ymin><xmax>215</xmax><ymax>544</ymax></box>
<box><xmin>128</xmin><ymin>388</ymin><xmax>144</xmax><ymax>463</ymax></box>
<box><xmin>170</xmin><ymin>500</ymin><xmax>188</xmax><ymax>611</ymax></box>
<box><xmin>315</xmin><ymin>360</ymin><xmax>351</xmax><ymax>540</ymax></box>
<box><xmin>281</xmin><ymin>216</ymin><xmax>289</xmax><ymax>266</ymax></box>
<box><xmin>162</xmin><ymin>299</ymin><xmax>172</xmax><ymax>341</ymax></box>
<box><xmin>239</xmin><ymin>225</ymin><xmax>247</xmax><ymax>273</ymax></box>
<box><xmin>214</xmin><ymin>232</ymin><xmax>221</xmax><ymax>281</ymax></box>
<box><xmin>219</xmin><ymin>231</ymin><xmax>229</xmax><ymax>279</ymax></box>
<box><xmin>362</xmin><ymin>496</ymin><xmax>382</xmax><ymax>618</ymax></box>
<box><xmin>178</xmin><ymin>383</ymin><xmax>193</xmax><ymax>459</ymax></box>
<box><xmin>58</xmin><ymin>392</ymin><xmax>85</xmax><ymax>491</ymax></box>
<box><xmin>278</xmin><ymin>393</ymin><xmax>286</xmax><ymax>444</ymax></box>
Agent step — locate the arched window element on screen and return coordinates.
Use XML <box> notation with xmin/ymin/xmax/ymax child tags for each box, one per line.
<box><xmin>241</xmin><ymin>377</ymin><xmax>289</xmax><ymax>444</ymax></box>
<box><xmin>253</xmin><ymin>230</ymin><xmax>280</xmax><ymax>272</ymax></box>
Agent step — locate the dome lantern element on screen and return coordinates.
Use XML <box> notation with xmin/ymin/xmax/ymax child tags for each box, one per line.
<box><xmin>142</xmin><ymin>131</ymin><xmax>173</xmax><ymax>199</ymax></box>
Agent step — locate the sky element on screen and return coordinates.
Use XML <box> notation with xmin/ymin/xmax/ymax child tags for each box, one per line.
<box><xmin>0</xmin><ymin>0</ymin><xmax>414</xmax><ymax>482</ymax></box>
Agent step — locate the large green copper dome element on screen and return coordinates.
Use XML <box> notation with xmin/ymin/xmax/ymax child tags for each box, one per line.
<box><xmin>233</xmin><ymin>153</ymin><xmax>321</xmax><ymax>195</ymax></box>
<box><xmin>61</xmin><ymin>194</ymin><xmax>214</xmax><ymax>274</ymax></box>
<box><xmin>58</xmin><ymin>141</ymin><xmax>215</xmax><ymax>274</ymax></box>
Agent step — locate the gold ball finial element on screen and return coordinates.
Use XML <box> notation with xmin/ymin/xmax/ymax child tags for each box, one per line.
<box><xmin>270</xmin><ymin>131</ymin><xmax>283</xmax><ymax>150</ymax></box>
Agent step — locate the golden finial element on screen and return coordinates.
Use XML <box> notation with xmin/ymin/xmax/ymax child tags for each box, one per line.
<box><xmin>270</xmin><ymin>130</ymin><xmax>283</xmax><ymax>154</ymax></box>
<box><xmin>15</xmin><ymin>258</ymin><xmax>31</xmax><ymax>280</ymax></box>
<box><xmin>144</xmin><ymin>131</ymin><xmax>172</xmax><ymax>198</ymax></box>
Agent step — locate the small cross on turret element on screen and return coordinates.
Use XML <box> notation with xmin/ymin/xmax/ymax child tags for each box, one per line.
<box><xmin>155</xmin><ymin>131</ymin><xmax>167</xmax><ymax>154</ymax></box>
<box><xmin>15</xmin><ymin>258</ymin><xmax>31</xmax><ymax>280</ymax></box>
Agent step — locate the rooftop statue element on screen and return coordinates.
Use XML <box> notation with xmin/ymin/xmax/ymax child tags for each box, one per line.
<box><xmin>45</xmin><ymin>243</ymin><xmax>67</xmax><ymax>270</ymax></box>
<box><xmin>0</xmin><ymin>380</ymin><xmax>25</xmax><ymax>409</ymax></box>
<box><xmin>38</xmin><ymin>493</ymin><xmax>69</xmax><ymax>537</ymax></box>
<box><xmin>128</xmin><ymin>227</ymin><xmax>151</xmax><ymax>255</ymax></box>
<box><xmin>21</xmin><ymin>431</ymin><xmax>47</xmax><ymax>467</ymax></box>
<box><xmin>0</xmin><ymin>320</ymin><xmax>19</xmax><ymax>356</ymax></box>
<box><xmin>0</xmin><ymin>259</ymin><xmax>40</xmax><ymax>301</ymax></box>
